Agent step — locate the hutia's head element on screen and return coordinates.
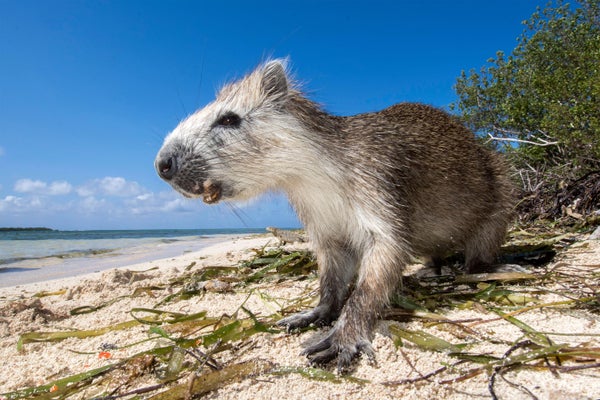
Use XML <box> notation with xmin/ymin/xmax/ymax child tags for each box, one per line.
<box><xmin>155</xmin><ymin>59</ymin><xmax>296</xmax><ymax>204</ymax></box>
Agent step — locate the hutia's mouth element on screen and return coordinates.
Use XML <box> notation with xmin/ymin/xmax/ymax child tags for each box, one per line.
<box><xmin>202</xmin><ymin>180</ymin><xmax>222</xmax><ymax>204</ymax></box>
<box><xmin>175</xmin><ymin>179</ymin><xmax>222</xmax><ymax>204</ymax></box>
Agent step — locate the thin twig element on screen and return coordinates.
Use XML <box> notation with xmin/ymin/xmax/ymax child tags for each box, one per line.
<box><xmin>382</xmin><ymin>360</ymin><xmax>469</xmax><ymax>386</ymax></box>
<box><xmin>489</xmin><ymin>340</ymin><xmax>536</xmax><ymax>399</ymax></box>
<box><xmin>92</xmin><ymin>383</ymin><xmax>167</xmax><ymax>400</ymax></box>
<box><xmin>499</xmin><ymin>374</ymin><xmax>540</xmax><ymax>400</ymax></box>
<box><xmin>486</xmin><ymin>132</ymin><xmax>559</xmax><ymax>146</ymax></box>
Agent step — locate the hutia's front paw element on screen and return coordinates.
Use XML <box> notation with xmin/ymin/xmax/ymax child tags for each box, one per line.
<box><xmin>302</xmin><ymin>329</ymin><xmax>375</xmax><ymax>374</ymax></box>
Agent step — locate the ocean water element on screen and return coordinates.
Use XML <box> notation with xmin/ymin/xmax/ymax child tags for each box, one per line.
<box><xmin>0</xmin><ymin>228</ymin><xmax>266</xmax><ymax>287</ymax></box>
<box><xmin>0</xmin><ymin>228</ymin><xmax>263</xmax><ymax>266</ymax></box>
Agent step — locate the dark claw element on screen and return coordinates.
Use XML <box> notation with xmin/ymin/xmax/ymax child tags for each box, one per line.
<box><xmin>301</xmin><ymin>334</ymin><xmax>334</xmax><ymax>357</ymax></box>
<box><xmin>277</xmin><ymin>310</ymin><xmax>317</xmax><ymax>332</ymax></box>
<box><xmin>359</xmin><ymin>341</ymin><xmax>377</xmax><ymax>366</ymax></box>
<box><xmin>337</xmin><ymin>348</ymin><xmax>355</xmax><ymax>373</ymax></box>
<box><xmin>308</xmin><ymin>346</ymin><xmax>340</xmax><ymax>366</ymax></box>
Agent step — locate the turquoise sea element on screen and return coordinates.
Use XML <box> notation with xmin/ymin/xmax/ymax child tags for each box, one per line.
<box><xmin>0</xmin><ymin>228</ymin><xmax>264</xmax><ymax>266</ymax></box>
<box><xmin>0</xmin><ymin>228</ymin><xmax>266</xmax><ymax>287</ymax></box>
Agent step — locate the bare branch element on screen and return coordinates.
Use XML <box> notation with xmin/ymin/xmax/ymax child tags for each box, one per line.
<box><xmin>486</xmin><ymin>133</ymin><xmax>559</xmax><ymax>147</ymax></box>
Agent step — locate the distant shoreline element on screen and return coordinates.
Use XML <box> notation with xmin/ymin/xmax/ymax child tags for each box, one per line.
<box><xmin>0</xmin><ymin>227</ymin><xmax>53</xmax><ymax>232</ymax></box>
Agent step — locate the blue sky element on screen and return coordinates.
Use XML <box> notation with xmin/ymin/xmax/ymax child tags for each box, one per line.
<box><xmin>0</xmin><ymin>0</ymin><xmax>543</xmax><ymax>230</ymax></box>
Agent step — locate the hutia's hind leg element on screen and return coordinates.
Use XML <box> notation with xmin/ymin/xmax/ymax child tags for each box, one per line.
<box><xmin>464</xmin><ymin>218</ymin><xmax>508</xmax><ymax>273</ymax></box>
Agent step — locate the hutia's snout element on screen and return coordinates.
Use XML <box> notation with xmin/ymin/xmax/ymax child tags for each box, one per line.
<box><xmin>155</xmin><ymin>153</ymin><xmax>177</xmax><ymax>181</ymax></box>
<box><xmin>154</xmin><ymin>148</ymin><xmax>224</xmax><ymax>204</ymax></box>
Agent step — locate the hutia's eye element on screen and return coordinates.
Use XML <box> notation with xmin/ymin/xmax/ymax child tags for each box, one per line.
<box><xmin>216</xmin><ymin>112</ymin><xmax>241</xmax><ymax>128</ymax></box>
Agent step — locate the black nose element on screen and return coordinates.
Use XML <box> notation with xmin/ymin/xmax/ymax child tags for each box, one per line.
<box><xmin>156</xmin><ymin>155</ymin><xmax>177</xmax><ymax>180</ymax></box>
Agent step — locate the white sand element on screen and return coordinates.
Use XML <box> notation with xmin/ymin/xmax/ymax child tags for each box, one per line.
<box><xmin>1</xmin><ymin>234</ymin><xmax>599</xmax><ymax>399</ymax></box>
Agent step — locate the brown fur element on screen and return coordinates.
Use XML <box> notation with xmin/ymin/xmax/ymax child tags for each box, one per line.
<box><xmin>155</xmin><ymin>60</ymin><xmax>514</xmax><ymax>372</ymax></box>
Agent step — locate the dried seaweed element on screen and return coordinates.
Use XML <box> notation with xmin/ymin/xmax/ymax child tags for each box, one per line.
<box><xmin>377</xmin><ymin>229</ymin><xmax>599</xmax><ymax>394</ymax></box>
<box><xmin>147</xmin><ymin>359</ymin><xmax>274</xmax><ymax>400</ymax></box>
<box><xmin>389</xmin><ymin>324</ymin><xmax>465</xmax><ymax>352</ymax></box>
<box><xmin>272</xmin><ymin>366</ymin><xmax>369</xmax><ymax>385</ymax></box>
<box><xmin>17</xmin><ymin>320</ymin><xmax>142</xmax><ymax>351</ymax></box>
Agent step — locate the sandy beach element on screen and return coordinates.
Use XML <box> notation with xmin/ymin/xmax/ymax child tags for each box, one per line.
<box><xmin>1</xmin><ymin>233</ymin><xmax>599</xmax><ymax>399</ymax></box>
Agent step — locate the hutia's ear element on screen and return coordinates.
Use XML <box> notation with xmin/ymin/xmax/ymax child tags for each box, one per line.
<box><xmin>260</xmin><ymin>59</ymin><xmax>289</xmax><ymax>103</ymax></box>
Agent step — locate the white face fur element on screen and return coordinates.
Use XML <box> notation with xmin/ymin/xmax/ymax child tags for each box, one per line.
<box><xmin>154</xmin><ymin>59</ymin><xmax>304</xmax><ymax>204</ymax></box>
<box><xmin>155</xmin><ymin>60</ymin><xmax>394</xmax><ymax>254</ymax></box>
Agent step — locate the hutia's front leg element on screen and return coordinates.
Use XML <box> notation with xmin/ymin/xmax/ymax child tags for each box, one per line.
<box><xmin>302</xmin><ymin>242</ymin><xmax>405</xmax><ymax>372</ymax></box>
<box><xmin>278</xmin><ymin>244</ymin><xmax>357</xmax><ymax>331</ymax></box>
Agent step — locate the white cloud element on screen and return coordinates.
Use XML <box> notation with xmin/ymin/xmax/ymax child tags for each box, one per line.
<box><xmin>161</xmin><ymin>198</ymin><xmax>196</xmax><ymax>213</ymax></box>
<box><xmin>0</xmin><ymin>175</ymin><xmax>267</xmax><ymax>228</ymax></box>
<box><xmin>127</xmin><ymin>191</ymin><xmax>198</xmax><ymax>215</ymax></box>
<box><xmin>135</xmin><ymin>193</ymin><xmax>152</xmax><ymax>201</ymax></box>
<box><xmin>75</xmin><ymin>186</ymin><xmax>94</xmax><ymax>197</ymax></box>
<box><xmin>14</xmin><ymin>179</ymin><xmax>72</xmax><ymax>196</ymax></box>
<box><xmin>78</xmin><ymin>196</ymin><xmax>107</xmax><ymax>213</ymax></box>
<box><xmin>48</xmin><ymin>181</ymin><xmax>73</xmax><ymax>195</ymax></box>
<box><xmin>0</xmin><ymin>194</ymin><xmax>46</xmax><ymax>212</ymax></box>
<box><xmin>0</xmin><ymin>195</ymin><xmax>22</xmax><ymax>211</ymax></box>
<box><xmin>0</xmin><ymin>146</ymin><xmax>5</xmax><ymax>157</ymax></box>
<box><xmin>3</xmin><ymin>177</ymin><xmax>152</xmax><ymax>218</ymax></box>
<box><xmin>77</xmin><ymin>177</ymin><xmax>145</xmax><ymax>198</ymax></box>
<box><xmin>14</xmin><ymin>179</ymin><xmax>46</xmax><ymax>193</ymax></box>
